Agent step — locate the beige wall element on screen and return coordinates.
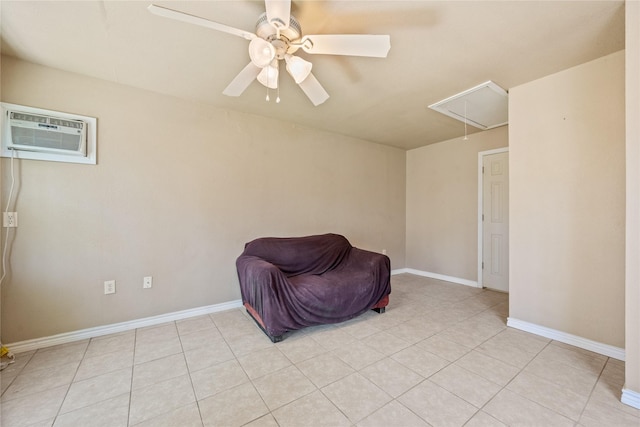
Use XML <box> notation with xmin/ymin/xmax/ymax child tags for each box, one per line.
<box><xmin>509</xmin><ymin>50</ymin><xmax>626</xmax><ymax>348</ymax></box>
<box><xmin>625</xmin><ymin>0</ymin><xmax>640</xmax><ymax>398</ymax></box>
<box><xmin>0</xmin><ymin>57</ymin><xmax>406</xmax><ymax>343</ymax></box>
<box><xmin>406</xmin><ymin>126</ymin><xmax>508</xmax><ymax>281</ymax></box>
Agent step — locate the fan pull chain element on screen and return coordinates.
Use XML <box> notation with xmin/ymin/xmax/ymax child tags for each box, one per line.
<box><xmin>276</xmin><ymin>67</ymin><xmax>281</xmax><ymax>103</ymax></box>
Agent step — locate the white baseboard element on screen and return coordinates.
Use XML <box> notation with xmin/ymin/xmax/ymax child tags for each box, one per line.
<box><xmin>3</xmin><ymin>270</ymin><xmax>481</xmax><ymax>353</ymax></box>
<box><xmin>7</xmin><ymin>299</ymin><xmax>243</xmax><ymax>354</ymax></box>
<box><xmin>393</xmin><ymin>268</ymin><xmax>479</xmax><ymax>288</ymax></box>
<box><xmin>507</xmin><ymin>317</ymin><xmax>625</xmax><ymax>361</ymax></box>
<box><xmin>621</xmin><ymin>387</ymin><xmax>640</xmax><ymax>409</ymax></box>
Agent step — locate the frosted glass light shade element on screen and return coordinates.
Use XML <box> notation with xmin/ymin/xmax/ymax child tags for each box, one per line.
<box><xmin>257</xmin><ymin>63</ymin><xmax>279</xmax><ymax>89</ymax></box>
<box><xmin>284</xmin><ymin>54</ymin><xmax>312</xmax><ymax>84</ymax></box>
<box><xmin>249</xmin><ymin>38</ymin><xmax>275</xmax><ymax>68</ymax></box>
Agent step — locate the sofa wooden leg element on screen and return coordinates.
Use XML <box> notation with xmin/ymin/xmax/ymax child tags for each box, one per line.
<box><xmin>372</xmin><ymin>307</ymin><xmax>386</xmax><ymax>314</ymax></box>
<box><xmin>246</xmin><ymin>309</ymin><xmax>285</xmax><ymax>342</ymax></box>
<box><xmin>268</xmin><ymin>334</ymin><xmax>284</xmax><ymax>343</ymax></box>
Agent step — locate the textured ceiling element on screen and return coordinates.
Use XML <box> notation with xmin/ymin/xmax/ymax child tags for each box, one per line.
<box><xmin>0</xmin><ymin>1</ymin><xmax>626</xmax><ymax>150</ymax></box>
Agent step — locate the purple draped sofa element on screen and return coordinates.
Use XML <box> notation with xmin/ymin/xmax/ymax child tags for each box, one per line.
<box><xmin>236</xmin><ymin>233</ymin><xmax>391</xmax><ymax>342</ymax></box>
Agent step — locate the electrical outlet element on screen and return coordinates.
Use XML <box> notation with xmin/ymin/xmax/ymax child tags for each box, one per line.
<box><xmin>143</xmin><ymin>276</ymin><xmax>152</xmax><ymax>289</ymax></box>
<box><xmin>382</xmin><ymin>249</ymin><xmax>387</xmax><ymax>255</ymax></box>
<box><xmin>104</xmin><ymin>280</ymin><xmax>116</xmax><ymax>295</ymax></box>
<box><xmin>3</xmin><ymin>212</ymin><xmax>18</xmax><ymax>228</ymax></box>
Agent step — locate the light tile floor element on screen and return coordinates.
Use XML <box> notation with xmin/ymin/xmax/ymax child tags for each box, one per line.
<box><xmin>2</xmin><ymin>273</ymin><xmax>639</xmax><ymax>426</ymax></box>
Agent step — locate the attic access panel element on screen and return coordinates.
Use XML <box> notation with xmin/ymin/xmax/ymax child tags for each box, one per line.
<box><xmin>429</xmin><ymin>81</ymin><xmax>508</xmax><ymax>130</ymax></box>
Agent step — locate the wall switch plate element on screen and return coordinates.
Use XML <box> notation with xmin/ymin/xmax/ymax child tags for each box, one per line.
<box><xmin>104</xmin><ymin>280</ymin><xmax>116</xmax><ymax>295</ymax></box>
<box><xmin>143</xmin><ymin>276</ymin><xmax>152</xmax><ymax>289</ymax></box>
<box><xmin>3</xmin><ymin>212</ymin><xmax>18</xmax><ymax>227</ymax></box>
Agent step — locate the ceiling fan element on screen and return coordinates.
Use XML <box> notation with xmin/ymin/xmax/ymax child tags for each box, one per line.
<box><xmin>148</xmin><ymin>1</ymin><xmax>391</xmax><ymax>106</ymax></box>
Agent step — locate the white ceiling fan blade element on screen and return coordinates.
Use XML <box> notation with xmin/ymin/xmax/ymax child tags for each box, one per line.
<box><xmin>300</xmin><ymin>34</ymin><xmax>391</xmax><ymax>58</ymax></box>
<box><xmin>148</xmin><ymin>4</ymin><xmax>256</xmax><ymax>41</ymax></box>
<box><xmin>265</xmin><ymin>0</ymin><xmax>291</xmax><ymax>29</ymax></box>
<box><xmin>298</xmin><ymin>73</ymin><xmax>329</xmax><ymax>106</ymax></box>
<box><xmin>223</xmin><ymin>62</ymin><xmax>262</xmax><ymax>96</ymax></box>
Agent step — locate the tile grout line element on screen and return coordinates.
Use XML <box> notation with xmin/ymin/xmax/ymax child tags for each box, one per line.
<box><xmin>480</xmin><ymin>339</ymin><xmax>591</xmax><ymax>425</ymax></box>
<box><xmin>177</xmin><ymin>318</ymin><xmax>209</xmax><ymax>427</ymax></box>
<box><xmin>417</xmin><ymin>322</ymin><xmax>508</xmax><ymax>425</ymax></box>
<box><xmin>0</xmin><ymin>349</ymin><xmax>35</xmax><ymax>400</ymax></box>
<box><xmin>415</xmin><ymin>305</ymin><xmax>542</xmax><ymax>425</ymax></box>
<box><xmin>126</xmin><ymin>325</ymin><xmax>139</xmax><ymax>427</ymax></box>
<box><xmin>46</xmin><ymin>340</ymin><xmax>90</xmax><ymax>425</ymax></box>
<box><xmin>212</xmin><ymin>310</ymin><xmax>278</xmax><ymax>426</ymax></box>
<box><xmin>348</xmin><ymin>300</ymin><xmax>507</xmax><ymax>426</ymax></box>
<box><xmin>476</xmin><ymin>338</ymin><xmax>552</xmax><ymax>410</ymax></box>
<box><xmin>576</xmin><ymin>356</ymin><xmax>610</xmax><ymax>423</ymax></box>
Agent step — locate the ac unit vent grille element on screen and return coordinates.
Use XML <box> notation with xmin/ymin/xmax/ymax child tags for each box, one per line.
<box><xmin>10</xmin><ymin>127</ymin><xmax>83</xmax><ymax>153</ymax></box>
<box><xmin>10</xmin><ymin>111</ymin><xmax>85</xmax><ymax>130</ymax></box>
<box><xmin>10</xmin><ymin>112</ymin><xmax>48</xmax><ymax>123</ymax></box>
<box><xmin>7</xmin><ymin>110</ymin><xmax>87</xmax><ymax>156</ymax></box>
<box><xmin>49</xmin><ymin>118</ymin><xmax>84</xmax><ymax>129</ymax></box>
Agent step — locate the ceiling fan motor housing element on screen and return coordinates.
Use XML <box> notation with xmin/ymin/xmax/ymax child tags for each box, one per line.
<box><xmin>255</xmin><ymin>12</ymin><xmax>302</xmax><ymax>55</ymax></box>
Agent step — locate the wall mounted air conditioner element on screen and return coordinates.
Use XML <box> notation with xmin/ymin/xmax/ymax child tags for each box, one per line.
<box><xmin>1</xmin><ymin>103</ymin><xmax>97</xmax><ymax>165</ymax></box>
<box><xmin>7</xmin><ymin>110</ymin><xmax>87</xmax><ymax>156</ymax></box>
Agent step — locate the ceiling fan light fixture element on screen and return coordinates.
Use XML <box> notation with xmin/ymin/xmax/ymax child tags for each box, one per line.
<box><xmin>257</xmin><ymin>61</ymin><xmax>279</xmax><ymax>89</ymax></box>
<box><xmin>284</xmin><ymin>54</ymin><xmax>312</xmax><ymax>84</ymax></box>
<box><xmin>148</xmin><ymin>2</ymin><xmax>391</xmax><ymax>106</ymax></box>
<box><xmin>249</xmin><ymin>38</ymin><xmax>276</xmax><ymax>68</ymax></box>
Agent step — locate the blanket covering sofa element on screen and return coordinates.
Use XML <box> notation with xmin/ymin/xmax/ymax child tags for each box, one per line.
<box><xmin>236</xmin><ymin>233</ymin><xmax>391</xmax><ymax>342</ymax></box>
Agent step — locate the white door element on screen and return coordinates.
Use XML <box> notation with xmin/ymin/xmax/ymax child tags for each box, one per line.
<box><xmin>482</xmin><ymin>151</ymin><xmax>509</xmax><ymax>292</ymax></box>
